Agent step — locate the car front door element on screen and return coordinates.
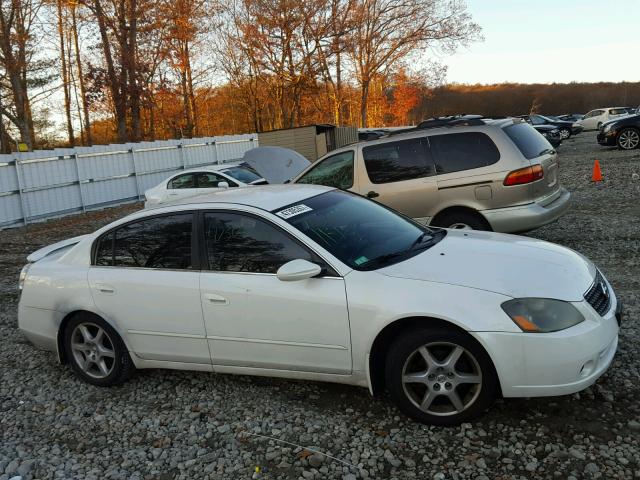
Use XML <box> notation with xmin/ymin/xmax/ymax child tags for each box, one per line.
<box><xmin>194</xmin><ymin>172</ymin><xmax>238</xmax><ymax>195</ymax></box>
<box><xmin>198</xmin><ymin>210</ymin><xmax>352</xmax><ymax>374</ymax></box>
<box><xmin>358</xmin><ymin>137</ymin><xmax>438</xmax><ymax>224</ymax></box>
<box><xmin>88</xmin><ymin>212</ymin><xmax>210</xmax><ymax>364</ymax></box>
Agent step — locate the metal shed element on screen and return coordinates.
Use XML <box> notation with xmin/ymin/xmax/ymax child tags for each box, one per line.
<box><xmin>257</xmin><ymin>125</ymin><xmax>358</xmax><ymax>162</ymax></box>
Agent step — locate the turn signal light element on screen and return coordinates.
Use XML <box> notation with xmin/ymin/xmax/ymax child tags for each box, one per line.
<box><xmin>503</xmin><ymin>165</ymin><xmax>544</xmax><ymax>186</ymax></box>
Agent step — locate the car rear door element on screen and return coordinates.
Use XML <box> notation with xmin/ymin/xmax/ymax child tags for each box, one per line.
<box><xmin>357</xmin><ymin>137</ymin><xmax>438</xmax><ymax>224</ymax></box>
<box><xmin>164</xmin><ymin>173</ymin><xmax>198</xmax><ymax>202</ymax></box>
<box><xmin>198</xmin><ymin>209</ymin><xmax>352</xmax><ymax>374</ymax></box>
<box><xmin>88</xmin><ymin>212</ymin><xmax>210</xmax><ymax>364</ymax></box>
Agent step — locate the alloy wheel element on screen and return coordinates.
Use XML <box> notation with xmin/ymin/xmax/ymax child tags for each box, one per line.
<box><xmin>560</xmin><ymin>129</ymin><xmax>570</xmax><ymax>139</ymax></box>
<box><xmin>448</xmin><ymin>223</ymin><xmax>473</xmax><ymax>230</ymax></box>
<box><xmin>70</xmin><ymin>323</ymin><xmax>116</xmax><ymax>379</ymax></box>
<box><xmin>402</xmin><ymin>342</ymin><xmax>482</xmax><ymax>416</ymax></box>
<box><xmin>619</xmin><ymin>130</ymin><xmax>640</xmax><ymax>150</ymax></box>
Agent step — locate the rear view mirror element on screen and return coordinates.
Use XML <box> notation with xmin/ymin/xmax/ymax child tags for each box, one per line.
<box><xmin>217</xmin><ymin>181</ymin><xmax>229</xmax><ymax>188</ymax></box>
<box><xmin>276</xmin><ymin>259</ymin><xmax>322</xmax><ymax>282</ymax></box>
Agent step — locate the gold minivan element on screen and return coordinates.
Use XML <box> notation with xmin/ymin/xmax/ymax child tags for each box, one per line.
<box><xmin>292</xmin><ymin>117</ymin><xmax>570</xmax><ymax>232</ymax></box>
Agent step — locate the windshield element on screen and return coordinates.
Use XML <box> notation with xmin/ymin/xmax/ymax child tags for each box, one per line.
<box><xmin>222</xmin><ymin>165</ymin><xmax>263</xmax><ymax>184</ymax></box>
<box><xmin>274</xmin><ymin>190</ymin><xmax>445</xmax><ymax>270</ymax></box>
<box><xmin>504</xmin><ymin>123</ymin><xmax>553</xmax><ymax>159</ymax></box>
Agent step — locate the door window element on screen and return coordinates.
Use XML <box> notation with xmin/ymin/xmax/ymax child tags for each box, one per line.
<box><xmin>94</xmin><ymin>213</ymin><xmax>193</xmax><ymax>269</ymax></box>
<box><xmin>428</xmin><ymin>132</ymin><xmax>500</xmax><ymax>174</ymax></box>
<box><xmin>168</xmin><ymin>173</ymin><xmax>196</xmax><ymax>189</ymax></box>
<box><xmin>362</xmin><ymin>138</ymin><xmax>434</xmax><ymax>184</ymax></box>
<box><xmin>196</xmin><ymin>172</ymin><xmax>237</xmax><ymax>188</ymax></box>
<box><xmin>529</xmin><ymin>115</ymin><xmax>545</xmax><ymax>125</ymax></box>
<box><xmin>203</xmin><ymin>212</ymin><xmax>317</xmax><ymax>274</ymax></box>
<box><xmin>296</xmin><ymin>151</ymin><xmax>354</xmax><ymax>189</ymax></box>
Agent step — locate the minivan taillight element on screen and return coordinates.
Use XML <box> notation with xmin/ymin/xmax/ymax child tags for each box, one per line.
<box><xmin>503</xmin><ymin>165</ymin><xmax>544</xmax><ymax>186</ymax></box>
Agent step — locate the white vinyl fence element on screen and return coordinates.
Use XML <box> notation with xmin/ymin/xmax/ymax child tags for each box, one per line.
<box><xmin>0</xmin><ymin>134</ymin><xmax>258</xmax><ymax>228</ymax></box>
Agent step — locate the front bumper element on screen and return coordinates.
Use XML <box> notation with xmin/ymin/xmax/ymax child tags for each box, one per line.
<box><xmin>476</xmin><ymin>295</ymin><xmax>619</xmax><ymax>398</ymax></box>
<box><xmin>482</xmin><ymin>187</ymin><xmax>571</xmax><ymax>233</ymax></box>
<box><xmin>597</xmin><ymin>130</ymin><xmax>617</xmax><ymax>146</ymax></box>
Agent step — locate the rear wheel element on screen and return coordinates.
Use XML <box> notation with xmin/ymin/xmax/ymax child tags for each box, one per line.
<box><xmin>385</xmin><ymin>328</ymin><xmax>498</xmax><ymax>425</ymax></box>
<box><xmin>432</xmin><ymin>210</ymin><xmax>490</xmax><ymax>231</ymax></box>
<box><xmin>617</xmin><ymin>128</ymin><xmax>640</xmax><ymax>150</ymax></box>
<box><xmin>64</xmin><ymin>313</ymin><xmax>134</xmax><ymax>386</ymax></box>
<box><xmin>597</xmin><ymin>122</ymin><xmax>603</xmax><ymax>131</ymax></box>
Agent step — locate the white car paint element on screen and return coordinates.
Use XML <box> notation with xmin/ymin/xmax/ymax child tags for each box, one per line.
<box><xmin>18</xmin><ymin>185</ymin><xmax>618</xmax><ymax>413</ymax></box>
<box><xmin>579</xmin><ymin>107</ymin><xmax>631</xmax><ymax>131</ymax></box>
<box><xmin>143</xmin><ymin>163</ymin><xmax>266</xmax><ymax>207</ymax></box>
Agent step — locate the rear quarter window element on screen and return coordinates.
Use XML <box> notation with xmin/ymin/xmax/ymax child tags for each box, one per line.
<box><xmin>503</xmin><ymin>123</ymin><xmax>552</xmax><ymax>160</ymax></box>
<box><xmin>428</xmin><ymin>132</ymin><xmax>500</xmax><ymax>174</ymax></box>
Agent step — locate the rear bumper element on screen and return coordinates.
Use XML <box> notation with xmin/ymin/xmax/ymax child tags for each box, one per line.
<box><xmin>482</xmin><ymin>187</ymin><xmax>571</xmax><ymax>233</ymax></box>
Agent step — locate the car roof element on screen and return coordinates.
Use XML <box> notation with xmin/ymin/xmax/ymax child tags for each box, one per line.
<box><xmin>172</xmin><ymin>163</ymin><xmax>240</xmax><ymax>175</ymax></box>
<box><xmin>150</xmin><ymin>184</ymin><xmax>335</xmax><ymax>212</ymax></box>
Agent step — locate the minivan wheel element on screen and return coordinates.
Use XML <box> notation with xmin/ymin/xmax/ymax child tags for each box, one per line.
<box><xmin>617</xmin><ymin>128</ymin><xmax>640</xmax><ymax>150</ymax></box>
<box><xmin>432</xmin><ymin>211</ymin><xmax>490</xmax><ymax>231</ymax></box>
<box><xmin>559</xmin><ymin>128</ymin><xmax>571</xmax><ymax>139</ymax></box>
<box><xmin>64</xmin><ymin>313</ymin><xmax>134</xmax><ymax>386</ymax></box>
<box><xmin>385</xmin><ymin>328</ymin><xmax>498</xmax><ymax>426</ymax></box>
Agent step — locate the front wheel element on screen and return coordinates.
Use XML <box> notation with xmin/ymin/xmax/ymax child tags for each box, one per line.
<box><xmin>559</xmin><ymin>127</ymin><xmax>571</xmax><ymax>139</ymax></box>
<box><xmin>385</xmin><ymin>328</ymin><xmax>499</xmax><ymax>425</ymax></box>
<box><xmin>617</xmin><ymin>128</ymin><xmax>640</xmax><ymax>150</ymax></box>
<box><xmin>64</xmin><ymin>313</ymin><xmax>134</xmax><ymax>386</ymax></box>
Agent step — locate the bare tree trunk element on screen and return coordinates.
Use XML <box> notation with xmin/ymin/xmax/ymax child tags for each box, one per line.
<box><xmin>57</xmin><ymin>0</ymin><xmax>74</xmax><ymax>146</ymax></box>
<box><xmin>360</xmin><ymin>79</ymin><xmax>369</xmax><ymax>127</ymax></box>
<box><xmin>71</xmin><ymin>4</ymin><xmax>92</xmax><ymax>145</ymax></box>
<box><xmin>128</xmin><ymin>0</ymin><xmax>141</xmax><ymax>141</ymax></box>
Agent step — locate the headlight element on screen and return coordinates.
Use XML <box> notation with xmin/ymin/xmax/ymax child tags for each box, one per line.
<box><xmin>19</xmin><ymin>263</ymin><xmax>32</xmax><ymax>290</ymax></box>
<box><xmin>603</xmin><ymin>124</ymin><xmax>612</xmax><ymax>133</ymax></box>
<box><xmin>501</xmin><ymin>298</ymin><xmax>585</xmax><ymax>333</ymax></box>
<box><xmin>572</xmin><ymin>122</ymin><xmax>580</xmax><ymax>128</ymax></box>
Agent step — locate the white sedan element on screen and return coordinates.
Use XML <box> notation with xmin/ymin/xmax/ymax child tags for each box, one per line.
<box><xmin>143</xmin><ymin>163</ymin><xmax>266</xmax><ymax>207</ymax></box>
<box><xmin>18</xmin><ymin>185</ymin><xmax>620</xmax><ymax>425</ymax></box>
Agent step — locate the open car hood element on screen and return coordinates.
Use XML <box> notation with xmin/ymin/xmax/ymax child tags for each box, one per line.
<box><xmin>241</xmin><ymin>147</ymin><xmax>311</xmax><ymax>184</ymax></box>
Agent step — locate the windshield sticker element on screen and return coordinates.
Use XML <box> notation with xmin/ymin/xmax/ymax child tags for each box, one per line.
<box><xmin>276</xmin><ymin>204</ymin><xmax>313</xmax><ymax>219</ymax></box>
<box><xmin>354</xmin><ymin>256</ymin><xmax>369</xmax><ymax>266</ymax></box>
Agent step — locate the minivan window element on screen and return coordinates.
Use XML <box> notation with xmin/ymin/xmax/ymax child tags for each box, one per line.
<box><xmin>503</xmin><ymin>123</ymin><xmax>552</xmax><ymax>160</ymax></box>
<box><xmin>203</xmin><ymin>212</ymin><xmax>315</xmax><ymax>274</ymax></box>
<box><xmin>428</xmin><ymin>132</ymin><xmax>500</xmax><ymax>174</ymax></box>
<box><xmin>296</xmin><ymin>151</ymin><xmax>354</xmax><ymax>189</ymax></box>
<box><xmin>97</xmin><ymin>213</ymin><xmax>193</xmax><ymax>269</ymax></box>
<box><xmin>363</xmin><ymin>138</ymin><xmax>434</xmax><ymax>184</ymax></box>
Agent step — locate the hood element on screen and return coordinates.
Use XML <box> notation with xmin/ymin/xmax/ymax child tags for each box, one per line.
<box><xmin>379</xmin><ymin>230</ymin><xmax>596</xmax><ymax>301</ymax></box>
<box><xmin>533</xmin><ymin>125</ymin><xmax>557</xmax><ymax>132</ymax></box>
<box><xmin>242</xmin><ymin>146</ymin><xmax>311</xmax><ymax>184</ymax></box>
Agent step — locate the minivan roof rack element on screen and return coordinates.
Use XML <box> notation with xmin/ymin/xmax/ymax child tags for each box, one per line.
<box><xmin>387</xmin><ymin>115</ymin><xmax>486</xmax><ymax>136</ymax></box>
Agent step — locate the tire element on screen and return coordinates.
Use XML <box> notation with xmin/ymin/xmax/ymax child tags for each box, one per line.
<box><xmin>597</xmin><ymin>122</ymin><xmax>603</xmax><ymax>131</ymax></box>
<box><xmin>432</xmin><ymin>210</ymin><xmax>490</xmax><ymax>231</ymax></box>
<box><xmin>385</xmin><ymin>327</ymin><xmax>499</xmax><ymax>426</ymax></box>
<box><xmin>617</xmin><ymin>128</ymin><xmax>640</xmax><ymax>150</ymax></box>
<box><xmin>559</xmin><ymin>127</ymin><xmax>571</xmax><ymax>139</ymax></box>
<box><xmin>63</xmin><ymin>313</ymin><xmax>134</xmax><ymax>386</ymax></box>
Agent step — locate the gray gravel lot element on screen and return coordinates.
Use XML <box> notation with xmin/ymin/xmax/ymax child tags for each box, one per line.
<box><xmin>1</xmin><ymin>132</ymin><xmax>639</xmax><ymax>480</ymax></box>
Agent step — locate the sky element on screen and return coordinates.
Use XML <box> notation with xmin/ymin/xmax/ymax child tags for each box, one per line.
<box><xmin>442</xmin><ymin>0</ymin><xmax>640</xmax><ymax>84</ymax></box>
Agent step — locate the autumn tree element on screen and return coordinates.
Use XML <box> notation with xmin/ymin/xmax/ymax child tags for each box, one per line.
<box><xmin>348</xmin><ymin>0</ymin><xmax>480</xmax><ymax>127</ymax></box>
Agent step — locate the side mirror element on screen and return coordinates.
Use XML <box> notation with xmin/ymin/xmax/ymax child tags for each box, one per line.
<box><xmin>217</xmin><ymin>181</ymin><xmax>229</xmax><ymax>188</ymax></box>
<box><xmin>276</xmin><ymin>259</ymin><xmax>322</xmax><ymax>282</ymax></box>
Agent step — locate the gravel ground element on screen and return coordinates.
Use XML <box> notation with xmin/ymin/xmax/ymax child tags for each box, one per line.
<box><xmin>1</xmin><ymin>132</ymin><xmax>639</xmax><ymax>480</ymax></box>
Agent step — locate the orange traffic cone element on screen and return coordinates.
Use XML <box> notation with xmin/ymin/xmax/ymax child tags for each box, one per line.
<box><xmin>592</xmin><ymin>159</ymin><xmax>603</xmax><ymax>182</ymax></box>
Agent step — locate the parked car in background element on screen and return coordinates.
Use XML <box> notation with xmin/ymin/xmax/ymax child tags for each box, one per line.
<box><xmin>597</xmin><ymin>112</ymin><xmax>640</xmax><ymax>150</ymax></box>
<box><xmin>557</xmin><ymin>113</ymin><xmax>584</xmax><ymax>122</ymax></box>
<box><xmin>623</xmin><ymin>107</ymin><xmax>638</xmax><ymax>115</ymax></box>
<box><xmin>532</xmin><ymin>124</ymin><xmax>562</xmax><ymax>148</ymax></box>
<box><xmin>18</xmin><ymin>185</ymin><xmax>621</xmax><ymax>425</ymax></box>
<box><xmin>579</xmin><ymin>108</ymin><xmax>630</xmax><ymax>131</ymax></box>
<box><xmin>284</xmin><ymin>116</ymin><xmax>570</xmax><ymax>233</ymax></box>
<box><xmin>144</xmin><ymin>163</ymin><xmax>266</xmax><ymax>207</ymax></box>
<box><xmin>519</xmin><ymin>115</ymin><xmax>582</xmax><ymax>138</ymax></box>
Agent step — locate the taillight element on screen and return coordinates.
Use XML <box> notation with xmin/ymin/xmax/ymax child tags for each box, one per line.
<box><xmin>503</xmin><ymin>164</ymin><xmax>544</xmax><ymax>186</ymax></box>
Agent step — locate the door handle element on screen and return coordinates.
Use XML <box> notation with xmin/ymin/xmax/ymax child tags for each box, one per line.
<box><xmin>95</xmin><ymin>283</ymin><xmax>116</xmax><ymax>295</ymax></box>
<box><xmin>366</xmin><ymin>191</ymin><xmax>379</xmax><ymax>199</ymax></box>
<box><xmin>204</xmin><ymin>293</ymin><xmax>228</xmax><ymax>305</ymax></box>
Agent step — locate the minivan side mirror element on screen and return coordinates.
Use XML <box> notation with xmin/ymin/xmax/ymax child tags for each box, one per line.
<box><xmin>276</xmin><ymin>259</ymin><xmax>322</xmax><ymax>282</ymax></box>
<box><xmin>217</xmin><ymin>181</ymin><xmax>229</xmax><ymax>188</ymax></box>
